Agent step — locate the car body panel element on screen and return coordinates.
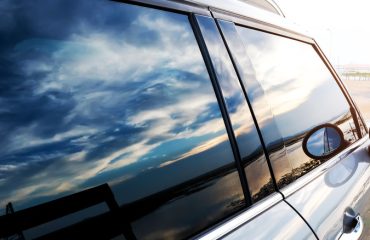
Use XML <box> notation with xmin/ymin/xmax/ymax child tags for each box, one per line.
<box><xmin>222</xmin><ymin>200</ymin><xmax>316</xmax><ymax>240</ymax></box>
<box><xmin>197</xmin><ymin>193</ymin><xmax>317</xmax><ymax>240</ymax></box>
<box><xmin>284</xmin><ymin>138</ymin><xmax>370</xmax><ymax>239</ymax></box>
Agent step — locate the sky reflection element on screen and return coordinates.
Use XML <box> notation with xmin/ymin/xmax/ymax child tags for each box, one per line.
<box><xmin>0</xmin><ymin>0</ymin><xmax>242</xmax><ymax>226</ymax></box>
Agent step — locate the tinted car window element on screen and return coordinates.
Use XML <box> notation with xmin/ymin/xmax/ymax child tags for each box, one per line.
<box><xmin>234</xmin><ymin>26</ymin><xmax>359</xmax><ymax>187</ymax></box>
<box><xmin>196</xmin><ymin>16</ymin><xmax>275</xmax><ymax>202</ymax></box>
<box><xmin>0</xmin><ymin>1</ymin><xmax>244</xmax><ymax>239</ymax></box>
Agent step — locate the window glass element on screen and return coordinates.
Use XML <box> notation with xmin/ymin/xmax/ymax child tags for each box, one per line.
<box><xmin>0</xmin><ymin>1</ymin><xmax>244</xmax><ymax>239</ymax></box>
<box><xmin>197</xmin><ymin>16</ymin><xmax>274</xmax><ymax>202</ymax></box>
<box><xmin>235</xmin><ymin>26</ymin><xmax>359</xmax><ymax>187</ymax></box>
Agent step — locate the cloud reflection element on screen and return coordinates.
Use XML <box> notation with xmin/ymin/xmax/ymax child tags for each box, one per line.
<box><xmin>0</xmin><ymin>0</ymin><xmax>237</xmax><ymax>220</ymax></box>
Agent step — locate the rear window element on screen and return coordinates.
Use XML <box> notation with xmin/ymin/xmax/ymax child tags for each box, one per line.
<box><xmin>0</xmin><ymin>1</ymin><xmax>244</xmax><ymax>239</ymax></box>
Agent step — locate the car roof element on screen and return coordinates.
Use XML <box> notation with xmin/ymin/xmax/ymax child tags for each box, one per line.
<box><xmin>235</xmin><ymin>0</ymin><xmax>285</xmax><ymax>16</ymax></box>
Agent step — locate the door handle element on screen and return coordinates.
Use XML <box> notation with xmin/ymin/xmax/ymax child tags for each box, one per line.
<box><xmin>340</xmin><ymin>207</ymin><xmax>363</xmax><ymax>240</ymax></box>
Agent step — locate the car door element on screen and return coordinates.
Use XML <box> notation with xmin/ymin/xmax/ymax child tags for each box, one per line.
<box><xmin>216</xmin><ymin>13</ymin><xmax>370</xmax><ymax>239</ymax></box>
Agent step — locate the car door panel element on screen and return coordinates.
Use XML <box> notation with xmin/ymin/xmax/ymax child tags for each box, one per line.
<box><xmin>222</xmin><ymin>200</ymin><xmax>317</xmax><ymax>240</ymax></box>
<box><xmin>197</xmin><ymin>193</ymin><xmax>317</xmax><ymax>240</ymax></box>
<box><xmin>284</xmin><ymin>139</ymin><xmax>370</xmax><ymax>239</ymax></box>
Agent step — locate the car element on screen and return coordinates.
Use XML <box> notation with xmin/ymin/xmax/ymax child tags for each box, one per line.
<box><xmin>0</xmin><ymin>0</ymin><xmax>369</xmax><ymax>239</ymax></box>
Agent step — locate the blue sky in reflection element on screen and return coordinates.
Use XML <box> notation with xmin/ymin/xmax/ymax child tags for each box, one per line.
<box><xmin>306</xmin><ymin>129</ymin><xmax>325</xmax><ymax>156</ymax></box>
<box><xmin>0</xmin><ymin>0</ymin><xmax>236</xmax><ymax>211</ymax></box>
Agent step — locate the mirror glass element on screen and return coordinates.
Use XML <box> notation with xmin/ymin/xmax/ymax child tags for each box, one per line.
<box><xmin>306</xmin><ymin>126</ymin><xmax>342</xmax><ymax>157</ymax></box>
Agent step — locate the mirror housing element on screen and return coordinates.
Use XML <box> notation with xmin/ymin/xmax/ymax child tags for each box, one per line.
<box><xmin>302</xmin><ymin>123</ymin><xmax>348</xmax><ymax>160</ymax></box>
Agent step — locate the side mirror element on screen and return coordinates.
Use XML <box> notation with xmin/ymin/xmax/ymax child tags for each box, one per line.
<box><xmin>302</xmin><ymin>123</ymin><xmax>347</xmax><ymax>160</ymax></box>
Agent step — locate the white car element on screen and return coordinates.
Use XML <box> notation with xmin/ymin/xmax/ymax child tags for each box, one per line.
<box><xmin>0</xmin><ymin>0</ymin><xmax>369</xmax><ymax>239</ymax></box>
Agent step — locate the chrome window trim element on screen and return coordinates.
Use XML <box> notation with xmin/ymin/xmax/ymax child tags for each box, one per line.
<box><xmin>126</xmin><ymin>0</ymin><xmax>284</xmax><ymax>18</ymax></box>
<box><xmin>185</xmin><ymin>0</ymin><xmax>284</xmax><ymax>17</ymax></box>
<box><xmin>195</xmin><ymin>193</ymin><xmax>283</xmax><ymax>240</ymax></box>
<box><xmin>128</xmin><ymin>0</ymin><xmax>305</xmax><ymax>41</ymax></box>
<box><xmin>213</xmin><ymin>11</ymin><xmax>313</xmax><ymax>44</ymax></box>
<box><xmin>211</xmin><ymin>9</ymin><xmax>313</xmax><ymax>44</ymax></box>
<box><xmin>120</xmin><ymin>0</ymin><xmax>211</xmax><ymax>15</ymax></box>
<box><xmin>281</xmin><ymin>137</ymin><xmax>369</xmax><ymax>197</ymax></box>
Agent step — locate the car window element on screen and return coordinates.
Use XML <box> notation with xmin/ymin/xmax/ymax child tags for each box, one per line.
<box><xmin>226</xmin><ymin>24</ymin><xmax>359</xmax><ymax>187</ymax></box>
<box><xmin>196</xmin><ymin>16</ymin><xmax>275</xmax><ymax>203</ymax></box>
<box><xmin>0</xmin><ymin>1</ymin><xmax>245</xmax><ymax>239</ymax></box>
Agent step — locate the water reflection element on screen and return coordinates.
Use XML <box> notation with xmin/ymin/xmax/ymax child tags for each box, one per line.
<box><xmin>0</xmin><ymin>1</ymin><xmax>244</xmax><ymax>239</ymax></box>
<box><xmin>131</xmin><ymin>170</ymin><xmax>243</xmax><ymax>240</ymax></box>
<box><xmin>197</xmin><ymin>16</ymin><xmax>275</xmax><ymax>202</ymax></box>
<box><xmin>233</xmin><ymin>25</ymin><xmax>359</xmax><ymax>186</ymax></box>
